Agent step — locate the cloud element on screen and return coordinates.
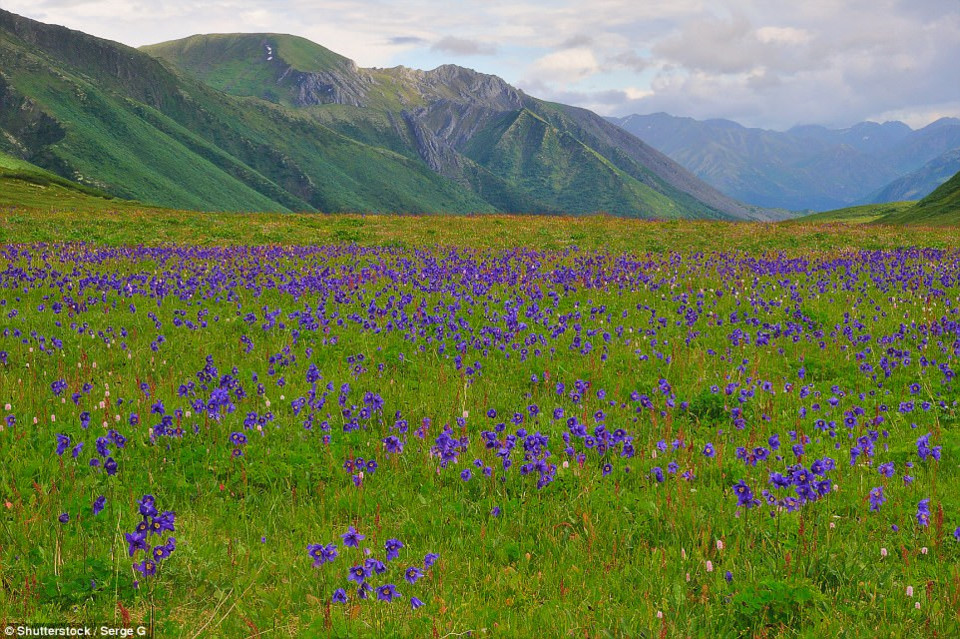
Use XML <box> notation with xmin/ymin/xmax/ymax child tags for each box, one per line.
<box><xmin>431</xmin><ymin>36</ymin><xmax>497</xmax><ymax>56</ymax></box>
<box><xmin>388</xmin><ymin>35</ymin><xmax>427</xmax><ymax>46</ymax></box>
<box><xmin>3</xmin><ymin>0</ymin><xmax>959</xmax><ymax>128</ymax></box>
<box><xmin>528</xmin><ymin>47</ymin><xmax>600</xmax><ymax>83</ymax></box>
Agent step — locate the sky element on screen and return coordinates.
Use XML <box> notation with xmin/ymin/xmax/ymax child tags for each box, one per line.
<box><xmin>5</xmin><ymin>0</ymin><xmax>960</xmax><ymax>130</ymax></box>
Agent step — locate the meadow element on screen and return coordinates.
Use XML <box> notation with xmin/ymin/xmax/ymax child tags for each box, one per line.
<box><xmin>0</xmin><ymin>207</ymin><xmax>959</xmax><ymax>638</ymax></box>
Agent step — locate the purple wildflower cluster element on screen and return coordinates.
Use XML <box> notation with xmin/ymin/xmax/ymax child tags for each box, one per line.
<box><xmin>308</xmin><ymin>526</ymin><xmax>434</xmax><ymax>610</ymax></box>
<box><xmin>124</xmin><ymin>494</ymin><xmax>177</xmax><ymax>579</ymax></box>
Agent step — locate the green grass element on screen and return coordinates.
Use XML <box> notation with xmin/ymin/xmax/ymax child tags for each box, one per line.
<box><xmin>794</xmin><ymin>201</ymin><xmax>915</xmax><ymax>224</ymax></box>
<box><xmin>1</xmin><ymin>204</ymin><xmax>958</xmax><ymax>251</ymax></box>
<box><xmin>1</xmin><ymin>207</ymin><xmax>960</xmax><ymax>638</ymax></box>
<box><xmin>795</xmin><ymin>170</ymin><xmax>960</xmax><ymax>226</ymax></box>
<box><xmin>875</xmin><ymin>170</ymin><xmax>960</xmax><ymax>226</ymax></box>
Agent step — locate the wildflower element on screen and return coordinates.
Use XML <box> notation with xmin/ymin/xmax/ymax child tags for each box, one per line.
<box><xmin>58</xmin><ymin>512</ymin><xmax>69</xmax><ymax>524</ymax></box>
<box><xmin>410</xmin><ymin>596</ymin><xmax>425</xmax><ymax>610</ymax></box>
<box><xmin>125</xmin><ymin>531</ymin><xmax>149</xmax><ymax>557</ymax></box>
<box><xmin>916</xmin><ymin>433</ymin><xmax>941</xmax><ymax>462</ymax></box>
<box><xmin>868</xmin><ymin>487</ymin><xmax>886</xmax><ymax>512</ymax></box>
<box><xmin>917</xmin><ymin>499</ymin><xmax>931</xmax><ymax>527</ymax></box>
<box><xmin>341</xmin><ymin>526</ymin><xmax>365</xmax><ymax>548</ymax></box>
<box><xmin>365</xmin><ymin>557</ymin><xmax>387</xmax><ymax>575</ymax></box>
<box><xmin>732</xmin><ymin>480</ymin><xmax>759</xmax><ymax>508</ymax></box>
<box><xmin>308</xmin><ymin>543</ymin><xmax>337</xmax><ymax>567</ymax></box>
<box><xmin>385</xmin><ymin>538</ymin><xmax>404</xmax><ymax>561</ymax></box>
<box><xmin>92</xmin><ymin>495</ymin><xmax>106</xmax><ymax>516</ymax></box>
<box><xmin>348</xmin><ymin>564</ymin><xmax>369</xmax><ymax>584</ymax></box>
<box><xmin>138</xmin><ymin>495</ymin><xmax>158</xmax><ymax>518</ymax></box>
<box><xmin>332</xmin><ymin>588</ymin><xmax>348</xmax><ymax>604</ymax></box>
<box><xmin>55</xmin><ymin>434</ymin><xmax>71</xmax><ymax>456</ymax></box>
<box><xmin>424</xmin><ymin>552</ymin><xmax>439</xmax><ymax>569</ymax></box>
<box><xmin>376</xmin><ymin>583</ymin><xmax>401</xmax><ymax>602</ymax></box>
<box><xmin>405</xmin><ymin>566</ymin><xmax>424</xmax><ymax>584</ymax></box>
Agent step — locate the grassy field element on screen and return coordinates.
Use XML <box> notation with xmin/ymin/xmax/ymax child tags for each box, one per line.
<box><xmin>1</xmin><ymin>204</ymin><xmax>959</xmax><ymax>638</ymax></box>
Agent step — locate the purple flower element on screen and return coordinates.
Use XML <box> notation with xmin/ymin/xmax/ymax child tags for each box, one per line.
<box><xmin>868</xmin><ymin>487</ymin><xmax>885</xmax><ymax>512</ymax></box>
<box><xmin>424</xmin><ymin>552</ymin><xmax>439</xmax><ymax>570</ymax></box>
<box><xmin>405</xmin><ymin>566</ymin><xmax>424</xmax><ymax>584</ymax></box>
<box><xmin>916</xmin><ymin>433</ymin><xmax>941</xmax><ymax>462</ymax></box>
<box><xmin>125</xmin><ymin>531</ymin><xmax>149</xmax><ymax>557</ymax></box>
<box><xmin>308</xmin><ymin>543</ymin><xmax>338</xmax><ymax>567</ymax></box>
<box><xmin>332</xmin><ymin>588</ymin><xmax>348</xmax><ymax>604</ymax></box>
<box><xmin>341</xmin><ymin>526</ymin><xmax>365</xmax><ymax>548</ymax></box>
<box><xmin>348</xmin><ymin>564</ymin><xmax>369</xmax><ymax>584</ymax></box>
<box><xmin>58</xmin><ymin>512</ymin><xmax>69</xmax><ymax>524</ymax></box>
<box><xmin>138</xmin><ymin>495</ymin><xmax>157</xmax><ymax>518</ymax></box>
<box><xmin>732</xmin><ymin>480</ymin><xmax>759</xmax><ymax>508</ymax></box>
<box><xmin>410</xmin><ymin>596</ymin><xmax>425</xmax><ymax>610</ymax></box>
<box><xmin>55</xmin><ymin>434</ymin><xmax>71</xmax><ymax>456</ymax></box>
<box><xmin>92</xmin><ymin>495</ymin><xmax>106</xmax><ymax>516</ymax></box>
<box><xmin>385</xmin><ymin>538</ymin><xmax>404</xmax><ymax>561</ymax></box>
<box><xmin>375</xmin><ymin>583</ymin><xmax>401</xmax><ymax>602</ymax></box>
<box><xmin>916</xmin><ymin>499</ymin><xmax>931</xmax><ymax>527</ymax></box>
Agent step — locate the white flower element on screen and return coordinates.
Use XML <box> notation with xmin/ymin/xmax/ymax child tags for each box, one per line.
<box><xmin>906</xmin><ymin>586</ymin><xmax>914</xmax><ymax>597</ymax></box>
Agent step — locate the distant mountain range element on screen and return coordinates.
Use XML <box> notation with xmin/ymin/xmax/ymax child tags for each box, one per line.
<box><xmin>0</xmin><ymin>9</ymin><xmax>779</xmax><ymax>220</ymax></box>
<box><xmin>608</xmin><ymin>113</ymin><xmax>960</xmax><ymax>211</ymax></box>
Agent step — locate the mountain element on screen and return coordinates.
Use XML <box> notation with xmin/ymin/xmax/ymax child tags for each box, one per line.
<box><xmin>873</xmin><ymin>169</ymin><xmax>960</xmax><ymax>225</ymax></box>
<box><xmin>866</xmin><ymin>149</ymin><xmax>960</xmax><ymax>203</ymax></box>
<box><xmin>0</xmin><ymin>11</ymin><xmax>775</xmax><ymax>220</ymax></box>
<box><xmin>0</xmin><ymin>149</ymin><xmax>141</xmax><ymax>210</ymax></box>
<box><xmin>608</xmin><ymin>113</ymin><xmax>960</xmax><ymax>211</ymax></box>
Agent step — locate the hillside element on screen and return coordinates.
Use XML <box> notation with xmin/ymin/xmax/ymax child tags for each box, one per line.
<box><xmin>608</xmin><ymin>112</ymin><xmax>960</xmax><ymax>211</ymax></box>
<box><xmin>866</xmin><ymin>148</ymin><xmax>960</xmax><ymax>203</ymax></box>
<box><xmin>0</xmin><ymin>11</ymin><xmax>776</xmax><ymax>220</ymax></box>
<box><xmin>0</xmin><ymin>150</ymin><xmax>142</xmax><ymax>210</ymax></box>
<box><xmin>874</xmin><ymin>169</ymin><xmax>960</xmax><ymax>225</ymax></box>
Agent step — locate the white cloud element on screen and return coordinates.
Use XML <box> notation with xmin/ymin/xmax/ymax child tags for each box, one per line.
<box><xmin>529</xmin><ymin>47</ymin><xmax>600</xmax><ymax>84</ymax></box>
<box><xmin>755</xmin><ymin>26</ymin><xmax>810</xmax><ymax>45</ymax></box>
<box><xmin>3</xmin><ymin>0</ymin><xmax>959</xmax><ymax>128</ymax></box>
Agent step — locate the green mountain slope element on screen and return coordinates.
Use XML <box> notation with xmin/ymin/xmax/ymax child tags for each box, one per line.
<box><xmin>874</xmin><ymin>170</ymin><xmax>960</xmax><ymax>225</ymax></box>
<box><xmin>1</xmin><ymin>10</ymin><xmax>774</xmax><ymax>218</ymax></box>
<box><xmin>865</xmin><ymin>148</ymin><xmax>960</xmax><ymax>203</ymax></box>
<box><xmin>148</xmin><ymin>33</ymin><xmax>782</xmax><ymax>220</ymax></box>
<box><xmin>0</xmin><ymin>11</ymin><xmax>493</xmax><ymax>214</ymax></box>
<box><xmin>0</xmin><ymin>150</ymin><xmax>143</xmax><ymax>210</ymax></box>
